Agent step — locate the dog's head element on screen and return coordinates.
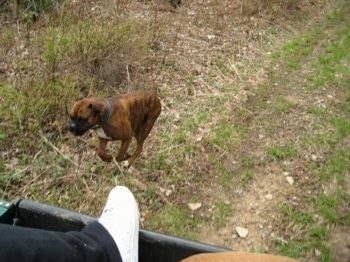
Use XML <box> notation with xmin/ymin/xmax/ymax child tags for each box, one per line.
<box><xmin>68</xmin><ymin>90</ymin><xmax>105</xmax><ymax>136</ymax></box>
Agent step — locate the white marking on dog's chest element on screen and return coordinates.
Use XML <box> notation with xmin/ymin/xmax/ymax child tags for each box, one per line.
<box><xmin>95</xmin><ymin>127</ymin><xmax>112</xmax><ymax>140</ymax></box>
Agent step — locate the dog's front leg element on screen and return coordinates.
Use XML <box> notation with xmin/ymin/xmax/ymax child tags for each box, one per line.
<box><xmin>97</xmin><ymin>138</ymin><xmax>112</xmax><ymax>162</ymax></box>
<box><xmin>116</xmin><ymin>138</ymin><xmax>132</xmax><ymax>163</ymax></box>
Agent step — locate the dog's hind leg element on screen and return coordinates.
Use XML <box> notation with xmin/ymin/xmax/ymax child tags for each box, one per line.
<box><xmin>125</xmin><ymin>140</ymin><xmax>144</xmax><ymax>167</ymax></box>
<box><xmin>116</xmin><ymin>138</ymin><xmax>132</xmax><ymax>162</ymax></box>
<box><xmin>125</xmin><ymin>111</ymin><xmax>160</xmax><ymax>166</ymax></box>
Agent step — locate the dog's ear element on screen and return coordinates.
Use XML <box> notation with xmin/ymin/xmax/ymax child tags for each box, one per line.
<box><xmin>77</xmin><ymin>87</ymin><xmax>88</xmax><ymax>101</ymax></box>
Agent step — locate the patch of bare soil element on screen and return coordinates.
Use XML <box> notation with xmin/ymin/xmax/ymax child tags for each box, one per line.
<box><xmin>329</xmin><ymin>226</ymin><xmax>350</xmax><ymax>262</ymax></box>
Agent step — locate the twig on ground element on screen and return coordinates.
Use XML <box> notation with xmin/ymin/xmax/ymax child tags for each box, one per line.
<box><xmin>112</xmin><ymin>158</ymin><xmax>125</xmax><ymax>176</ymax></box>
<box><xmin>228</xmin><ymin>59</ymin><xmax>242</xmax><ymax>81</ymax></box>
<box><xmin>41</xmin><ymin>136</ymin><xmax>79</xmax><ymax>166</ymax></box>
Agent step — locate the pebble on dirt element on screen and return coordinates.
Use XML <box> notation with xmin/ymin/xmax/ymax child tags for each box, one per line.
<box><xmin>235</xmin><ymin>226</ymin><xmax>249</xmax><ymax>238</ymax></box>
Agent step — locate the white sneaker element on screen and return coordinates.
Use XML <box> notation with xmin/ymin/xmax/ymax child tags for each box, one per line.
<box><xmin>98</xmin><ymin>186</ymin><xmax>139</xmax><ymax>262</ymax></box>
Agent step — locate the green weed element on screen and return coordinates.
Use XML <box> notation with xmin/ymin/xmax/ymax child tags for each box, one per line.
<box><xmin>213</xmin><ymin>199</ymin><xmax>232</xmax><ymax>228</ymax></box>
<box><xmin>208</xmin><ymin>122</ymin><xmax>233</xmax><ymax>147</ymax></box>
<box><xmin>330</xmin><ymin>118</ymin><xmax>350</xmax><ymax>138</ymax></box>
<box><xmin>153</xmin><ymin>153</ymin><xmax>169</xmax><ymax>170</ymax></box>
<box><xmin>309</xmin><ymin>226</ymin><xmax>328</xmax><ymax>240</ymax></box>
<box><xmin>276</xmin><ymin>240</ymin><xmax>308</xmax><ymax>258</ymax></box>
<box><xmin>240</xmin><ymin>170</ymin><xmax>253</xmax><ymax>188</ymax></box>
<box><xmin>207</xmin><ymin>120</ymin><xmax>245</xmax><ymax>151</ymax></box>
<box><xmin>149</xmin><ymin>206</ymin><xmax>201</xmax><ymax>240</ymax></box>
<box><xmin>280</xmin><ymin>33</ymin><xmax>317</xmax><ymax>70</ymax></box>
<box><xmin>319</xmin><ymin>149</ymin><xmax>349</xmax><ymax>183</ymax></box>
<box><xmin>279</xmin><ymin>203</ymin><xmax>314</xmax><ymax>225</ymax></box>
<box><xmin>241</xmin><ymin>156</ymin><xmax>255</xmax><ymax>168</ymax></box>
<box><xmin>273</xmin><ymin>96</ymin><xmax>293</xmax><ymax>113</ymax></box>
<box><xmin>266</xmin><ymin>144</ymin><xmax>296</xmax><ymax>160</ymax></box>
<box><xmin>307</xmin><ymin>105</ymin><xmax>326</xmax><ymax>116</ymax></box>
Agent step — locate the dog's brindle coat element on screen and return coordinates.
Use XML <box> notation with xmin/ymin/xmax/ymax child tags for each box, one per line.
<box><xmin>68</xmin><ymin>90</ymin><xmax>161</xmax><ymax>166</ymax></box>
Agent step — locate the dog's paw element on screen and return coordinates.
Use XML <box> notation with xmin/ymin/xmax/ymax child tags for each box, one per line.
<box><xmin>100</xmin><ymin>155</ymin><xmax>113</xmax><ymax>162</ymax></box>
<box><xmin>121</xmin><ymin>160</ymin><xmax>130</xmax><ymax>168</ymax></box>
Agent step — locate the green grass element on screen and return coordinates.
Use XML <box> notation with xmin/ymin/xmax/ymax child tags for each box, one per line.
<box><xmin>277</xmin><ymin>203</ymin><xmax>333</xmax><ymax>260</ymax></box>
<box><xmin>207</xmin><ymin>120</ymin><xmax>247</xmax><ymax>152</ymax></box>
<box><xmin>266</xmin><ymin>144</ymin><xmax>296</xmax><ymax>160</ymax></box>
<box><xmin>148</xmin><ymin>206</ymin><xmax>202</xmax><ymax>240</ymax></box>
<box><xmin>276</xmin><ymin>240</ymin><xmax>309</xmax><ymax>259</ymax></box>
<box><xmin>279</xmin><ymin>203</ymin><xmax>314</xmax><ymax>225</ymax></box>
<box><xmin>211</xmin><ymin>159</ymin><xmax>232</xmax><ymax>190</ymax></box>
<box><xmin>213</xmin><ymin>199</ymin><xmax>233</xmax><ymax>228</ymax></box>
<box><xmin>273</xmin><ymin>32</ymin><xmax>318</xmax><ymax>70</ymax></box>
<box><xmin>273</xmin><ymin>96</ymin><xmax>293</xmax><ymax>113</ymax></box>
<box><xmin>208</xmin><ymin>120</ymin><xmax>234</xmax><ymax>148</ymax></box>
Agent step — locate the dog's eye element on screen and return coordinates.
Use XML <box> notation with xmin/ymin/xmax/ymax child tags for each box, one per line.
<box><xmin>78</xmin><ymin>117</ymin><xmax>87</xmax><ymax>122</ymax></box>
<box><xmin>70</xmin><ymin>116</ymin><xmax>86</xmax><ymax>122</ymax></box>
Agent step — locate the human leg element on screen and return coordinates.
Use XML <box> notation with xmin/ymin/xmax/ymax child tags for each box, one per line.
<box><xmin>0</xmin><ymin>221</ymin><xmax>120</xmax><ymax>262</ymax></box>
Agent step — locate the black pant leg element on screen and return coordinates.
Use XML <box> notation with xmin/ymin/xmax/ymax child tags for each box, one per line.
<box><xmin>0</xmin><ymin>221</ymin><xmax>122</xmax><ymax>262</ymax></box>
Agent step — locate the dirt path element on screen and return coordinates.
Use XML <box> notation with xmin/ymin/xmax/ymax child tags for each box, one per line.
<box><xmin>196</xmin><ymin>3</ymin><xmax>350</xmax><ymax>260</ymax></box>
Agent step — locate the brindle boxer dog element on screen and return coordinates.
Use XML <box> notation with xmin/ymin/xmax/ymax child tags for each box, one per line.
<box><xmin>68</xmin><ymin>89</ymin><xmax>161</xmax><ymax>167</ymax></box>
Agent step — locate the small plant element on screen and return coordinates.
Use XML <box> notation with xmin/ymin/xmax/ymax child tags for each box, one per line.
<box><xmin>273</xmin><ymin>96</ymin><xmax>293</xmax><ymax>113</ymax></box>
<box><xmin>211</xmin><ymin>159</ymin><xmax>232</xmax><ymax>190</ymax></box>
<box><xmin>213</xmin><ymin>199</ymin><xmax>232</xmax><ymax>228</ymax></box>
<box><xmin>42</xmin><ymin>27</ymin><xmax>71</xmax><ymax>82</ymax></box>
<box><xmin>279</xmin><ymin>203</ymin><xmax>314</xmax><ymax>225</ymax></box>
<box><xmin>241</xmin><ymin>156</ymin><xmax>254</xmax><ymax>168</ymax></box>
<box><xmin>240</xmin><ymin>170</ymin><xmax>253</xmax><ymax>188</ymax></box>
<box><xmin>276</xmin><ymin>240</ymin><xmax>308</xmax><ymax>259</ymax></box>
<box><xmin>148</xmin><ymin>206</ymin><xmax>201</xmax><ymax>240</ymax></box>
<box><xmin>315</xmin><ymin>194</ymin><xmax>339</xmax><ymax>224</ymax></box>
<box><xmin>153</xmin><ymin>153</ymin><xmax>168</xmax><ymax>170</ymax></box>
<box><xmin>266</xmin><ymin>144</ymin><xmax>296</xmax><ymax>160</ymax></box>
<box><xmin>208</xmin><ymin>120</ymin><xmax>234</xmax><ymax>149</ymax></box>
<box><xmin>319</xmin><ymin>149</ymin><xmax>349</xmax><ymax>183</ymax></box>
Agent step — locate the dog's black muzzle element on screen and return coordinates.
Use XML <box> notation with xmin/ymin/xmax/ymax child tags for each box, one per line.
<box><xmin>68</xmin><ymin>120</ymin><xmax>90</xmax><ymax>136</ymax></box>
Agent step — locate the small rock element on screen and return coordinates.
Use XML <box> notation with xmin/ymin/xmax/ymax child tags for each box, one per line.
<box><xmin>207</xmin><ymin>34</ymin><xmax>215</xmax><ymax>40</ymax></box>
<box><xmin>311</xmin><ymin>154</ymin><xmax>318</xmax><ymax>161</ymax></box>
<box><xmin>195</xmin><ymin>136</ymin><xmax>203</xmax><ymax>142</ymax></box>
<box><xmin>188</xmin><ymin>203</ymin><xmax>202</xmax><ymax>211</ymax></box>
<box><xmin>235</xmin><ymin>226</ymin><xmax>249</xmax><ymax>238</ymax></box>
<box><xmin>315</xmin><ymin>249</ymin><xmax>322</xmax><ymax>257</ymax></box>
<box><xmin>160</xmin><ymin>188</ymin><xmax>173</xmax><ymax>197</ymax></box>
<box><xmin>165</xmin><ymin>189</ymin><xmax>173</xmax><ymax>197</ymax></box>
<box><xmin>286</xmin><ymin>176</ymin><xmax>294</xmax><ymax>185</ymax></box>
<box><xmin>264</xmin><ymin>193</ymin><xmax>273</xmax><ymax>200</ymax></box>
